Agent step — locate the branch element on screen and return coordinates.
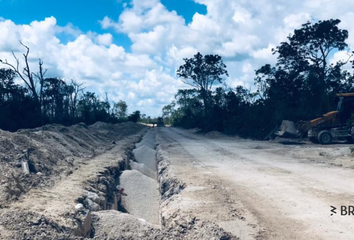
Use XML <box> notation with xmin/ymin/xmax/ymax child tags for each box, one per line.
<box><xmin>0</xmin><ymin>54</ymin><xmax>32</xmax><ymax>90</ymax></box>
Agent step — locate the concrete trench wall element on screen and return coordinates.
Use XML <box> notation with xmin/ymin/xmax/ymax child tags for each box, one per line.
<box><xmin>72</xmin><ymin>128</ymin><xmax>162</xmax><ymax>237</ymax></box>
<box><xmin>73</xmin><ymin>163</ymin><xmax>128</xmax><ymax>237</ymax></box>
<box><xmin>119</xmin><ymin>128</ymin><xmax>161</xmax><ymax>225</ymax></box>
<box><xmin>73</xmin><ymin>128</ymin><xmax>186</xmax><ymax>238</ymax></box>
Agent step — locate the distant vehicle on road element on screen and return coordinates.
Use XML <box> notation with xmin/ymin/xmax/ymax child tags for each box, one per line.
<box><xmin>152</xmin><ymin>117</ymin><xmax>165</xmax><ymax>127</ymax></box>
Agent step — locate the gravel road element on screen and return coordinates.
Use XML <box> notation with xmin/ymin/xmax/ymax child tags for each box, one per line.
<box><xmin>156</xmin><ymin>127</ymin><xmax>354</xmax><ymax>240</ymax></box>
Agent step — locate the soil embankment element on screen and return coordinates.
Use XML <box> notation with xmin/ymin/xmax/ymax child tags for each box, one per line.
<box><xmin>92</xmin><ymin>128</ymin><xmax>236</xmax><ymax>239</ymax></box>
<box><xmin>0</xmin><ymin>125</ymin><xmax>236</xmax><ymax>240</ymax></box>
<box><xmin>5</xmin><ymin>125</ymin><xmax>351</xmax><ymax>239</ymax></box>
<box><xmin>0</xmin><ymin>122</ymin><xmax>146</xmax><ymax>239</ymax></box>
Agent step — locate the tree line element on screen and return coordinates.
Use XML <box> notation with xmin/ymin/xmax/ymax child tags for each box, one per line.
<box><xmin>163</xmin><ymin>19</ymin><xmax>354</xmax><ymax>139</ymax></box>
<box><xmin>0</xmin><ymin>44</ymin><xmax>140</xmax><ymax>131</ymax></box>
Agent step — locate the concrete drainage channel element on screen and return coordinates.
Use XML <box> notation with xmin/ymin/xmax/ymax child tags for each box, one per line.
<box><xmin>73</xmin><ymin>128</ymin><xmax>161</xmax><ymax>237</ymax></box>
<box><xmin>74</xmin><ymin>128</ymin><xmax>235</xmax><ymax>239</ymax></box>
<box><xmin>119</xmin><ymin>128</ymin><xmax>160</xmax><ymax>225</ymax></box>
<box><xmin>73</xmin><ymin>162</ymin><xmax>128</xmax><ymax>237</ymax></box>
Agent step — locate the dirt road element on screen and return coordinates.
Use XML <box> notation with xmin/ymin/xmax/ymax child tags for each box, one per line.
<box><xmin>156</xmin><ymin>127</ymin><xmax>354</xmax><ymax>240</ymax></box>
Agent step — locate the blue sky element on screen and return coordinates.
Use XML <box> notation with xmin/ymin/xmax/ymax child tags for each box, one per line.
<box><xmin>0</xmin><ymin>0</ymin><xmax>353</xmax><ymax>116</ymax></box>
<box><xmin>0</xmin><ymin>0</ymin><xmax>206</xmax><ymax>50</ymax></box>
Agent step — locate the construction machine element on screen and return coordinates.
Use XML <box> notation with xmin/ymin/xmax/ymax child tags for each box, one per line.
<box><xmin>276</xmin><ymin>93</ymin><xmax>354</xmax><ymax>144</ymax></box>
<box><xmin>151</xmin><ymin>117</ymin><xmax>165</xmax><ymax>127</ymax></box>
<box><xmin>156</xmin><ymin>117</ymin><xmax>165</xmax><ymax>127</ymax></box>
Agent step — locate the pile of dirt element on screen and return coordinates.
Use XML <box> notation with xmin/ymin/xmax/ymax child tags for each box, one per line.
<box><xmin>0</xmin><ymin>121</ymin><xmax>144</xmax><ymax>205</ymax></box>
<box><xmin>205</xmin><ymin>131</ymin><xmax>224</xmax><ymax>138</ymax></box>
<box><xmin>0</xmin><ymin>210</ymin><xmax>77</xmax><ymax>240</ymax></box>
<box><xmin>287</xmin><ymin>145</ymin><xmax>354</xmax><ymax>167</ymax></box>
<box><xmin>135</xmin><ymin>130</ymin><xmax>156</xmax><ymax>149</ymax></box>
<box><xmin>92</xmin><ymin>211</ymin><xmax>163</xmax><ymax>239</ymax></box>
<box><xmin>92</xmin><ymin>210</ymin><xmax>236</xmax><ymax>240</ymax></box>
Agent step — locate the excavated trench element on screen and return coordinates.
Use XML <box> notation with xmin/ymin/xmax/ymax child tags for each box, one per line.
<box><xmin>73</xmin><ymin>128</ymin><xmax>162</xmax><ymax>238</ymax></box>
<box><xmin>0</xmin><ymin>125</ymin><xmax>235</xmax><ymax>239</ymax></box>
<box><xmin>75</xmin><ymin>128</ymin><xmax>233</xmax><ymax>239</ymax></box>
<box><xmin>119</xmin><ymin>128</ymin><xmax>160</xmax><ymax>225</ymax></box>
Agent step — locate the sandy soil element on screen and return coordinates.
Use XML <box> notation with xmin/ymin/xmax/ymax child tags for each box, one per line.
<box><xmin>156</xmin><ymin>127</ymin><xmax>354</xmax><ymax>240</ymax></box>
<box><xmin>2</xmin><ymin>123</ymin><xmax>354</xmax><ymax>240</ymax></box>
<box><xmin>0</xmin><ymin>122</ymin><xmax>146</xmax><ymax>239</ymax></box>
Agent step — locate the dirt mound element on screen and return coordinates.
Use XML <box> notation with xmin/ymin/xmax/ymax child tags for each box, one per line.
<box><xmin>92</xmin><ymin>210</ymin><xmax>162</xmax><ymax>239</ymax></box>
<box><xmin>92</xmin><ymin>210</ymin><xmax>236</xmax><ymax>240</ymax></box>
<box><xmin>0</xmin><ymin>122</ymin><xmax>145</xmax><ymax>205</ymax></box>
<box><xmin>0</xmin><ymin>210</ymin><xmax>76</xmax><ymax>240</ymax></box>
<box><xmin>205</xmin><ymin>131</ymin><xmax>224</xmax><ymax>138</ymax></box>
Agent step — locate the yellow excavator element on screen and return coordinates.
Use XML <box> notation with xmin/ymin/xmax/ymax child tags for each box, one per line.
<box><xmin>277</xmin><ymin>93</ymin><xmax>354</xmax><ymax>144</ymax></box>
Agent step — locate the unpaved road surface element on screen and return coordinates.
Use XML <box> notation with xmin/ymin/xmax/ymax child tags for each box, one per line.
<box><xmin>156</xmin><ymin>127</ymin><xmax>354</xmax><ymax>240</ymax></box>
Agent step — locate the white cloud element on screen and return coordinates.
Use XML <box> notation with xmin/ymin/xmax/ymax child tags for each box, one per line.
<box><xmin>2</xmin><ymin>0</ymin><xmax>354</xmax><ymax>116</ymax></box>
<box><xmin>99</xmin><ymin>16</ymin><xmax>117</xmax><ymax>30</ymax></box>
<box><xmin>97</xmin><ymin>33</ymin><xmax>113</xmax><ymax>46</ymax></box>
<box><xmin>118</xmin><ymin>10</ymin><xmax>143</xmax><ymax>33</ymax></box>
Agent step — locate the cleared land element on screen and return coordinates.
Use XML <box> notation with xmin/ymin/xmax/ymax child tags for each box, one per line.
<box><xmin>156</xmin><ymin>127</ymin><xmax>354</xmax><ymax>240</ymax></box>
<box><xmin>1</xmin><ymin>124</ymin><xmax>354</xmax><ymax>239</ymax></box>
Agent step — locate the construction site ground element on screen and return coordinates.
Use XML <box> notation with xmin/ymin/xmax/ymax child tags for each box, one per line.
<box><xmin>1</xmin><ymin>124</ymin><xmax>354</xmax><ymax>239</ymax></box>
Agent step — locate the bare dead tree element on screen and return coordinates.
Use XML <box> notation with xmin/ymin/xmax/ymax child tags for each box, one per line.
<box><xmin>0</xmin><ymin>41</ymin><xmax>39</xmax><ymax>101</ymax></box>
<box><xmin>69</xmin><ymin>79</ymin><xmax>85</xmax><ymax>119</ymax></box>
<box><xmin>33</xmin><ymin>59</ymin><xmax>48</xmax><ymax>108</ymax></box>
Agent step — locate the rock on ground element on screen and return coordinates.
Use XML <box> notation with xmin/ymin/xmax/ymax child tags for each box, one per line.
<box><xmin>92</xmin><ymin>211</ymin><xmax>163</xmax><ymax>240</ymax></box>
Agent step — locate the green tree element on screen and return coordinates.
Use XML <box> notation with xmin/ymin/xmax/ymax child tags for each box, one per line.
<box><xmin>128</xmin><ymin>110</ymin><xmax>141</xmax><ymax>123</ymax></box>
<box><xmin>273</xmin><ymin>19</ymin><xmax>350</xmax><ymax>114</ymax></box>
<box><xmin>162</xmin><ymin>101</ymin><xmax>176</xmax><ymax>125</ymax></box>
<box><xmin>177</xmin><ymin>52</ymin><xmax>228</xmax><ymax>130</ymax></box>
<box><xmin>113</xmin><ymin>100</ymin><xmax>128</xmax><ymax>120</ymax></box>
<box><xmin>255</xmin><ymin>19</ymin><xmax>352</xmax><ymax>124</ymax></box>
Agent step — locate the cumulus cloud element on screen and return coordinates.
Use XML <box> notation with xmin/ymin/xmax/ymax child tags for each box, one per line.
<box><xmin>2</xmin><ymin>0</ymin><xmax>354</xmax><ymax>116</ymax></box>
<box><xmin>97</xmin><ymin>33</ymin><xmax>113</xmax><ymax>46</ymax></box>
<box><xmin>0</xmin><ymin>17</ymin><xmax>166</xmax><ymax>115</ymax></box>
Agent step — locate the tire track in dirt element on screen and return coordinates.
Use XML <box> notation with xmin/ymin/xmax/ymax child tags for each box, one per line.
<box><xmin>158</xmin><ymin>127</ymin><xmax>354</xmax><ymax>240</ymax></box>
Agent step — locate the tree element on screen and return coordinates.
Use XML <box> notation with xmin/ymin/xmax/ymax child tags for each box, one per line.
<box><xmin>177</xmin><ymin>53</ymin><xmax>228</xmax><ymax>106</ymax></box>
<box><xmin>113</xmin><ymin>100</ymin><xmax>128</xmax><ymax>120</ymax></box>
<box><xmin>273</xmin><ymin>19</ymin><xmax>350</xmax><ymax>113</ymax></box>
<box><xmin>128</xmin><ymin>110</ymin><xmax>140</xmax><ymax>123</ymax></box>
<box><xmin>0</xmin><ymin>42</ymin><xmax>40</xmax><ymax>101</ymax></box>
<box><xmin>162</xmin><ymin>101</ymin><xmax>176</xmax><ymax>125</ymax></box>
<box><xmin>0</xmin><ymin>68</ymin><xmax>20</xmax><ymax>101</ymax></box>
<box><xmin>68</xmin><ymin>80</ymin><xmax>84</xmax><ymax>120</ymax></box>
<box><xmin>255</xmin><ymin>19</ymin><xmax>352</xmax><ymax>123</ymax></box>
<box><xmin>42</xmin><ymin>78</ymin><xmax>73</xmax><ymax>123</ymax></box>
<box><xmin>176</xmin><ymin>52</ymin><xmax>228</xmax><ymax>130</ymax></box>
<box><xmin>0</xmin><ymin>68</ymin><xmax>40</xmax><ymax>130</ymax></box>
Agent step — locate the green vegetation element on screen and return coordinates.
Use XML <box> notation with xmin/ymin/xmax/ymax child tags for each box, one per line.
<box><xmin>164</xmin><ymin>19</ymin><xmax>354</xmax><ymax>139</ymax></box>
<box><xmin>0</xmin><ymin>44</ymin><xmax>140</xmax><ymax>131</ymax></box>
